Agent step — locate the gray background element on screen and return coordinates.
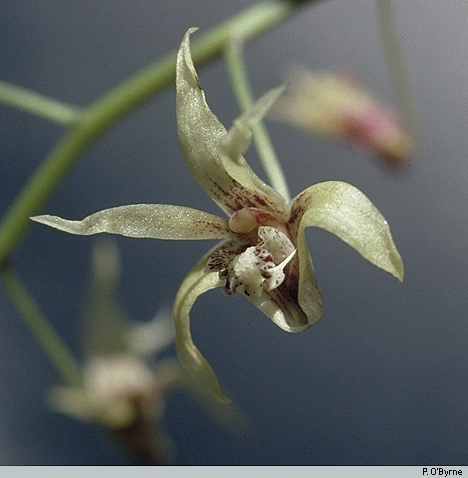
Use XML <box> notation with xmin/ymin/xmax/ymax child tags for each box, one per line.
<box><xmin>1</xmin><ymin>0</ymin><xmax>467</xmax><ymax>465</ymax></box>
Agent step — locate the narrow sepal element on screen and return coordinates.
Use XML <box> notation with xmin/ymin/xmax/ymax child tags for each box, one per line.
<box><xmin>32</xmin><ymin>204</ymin><xmax>231</xmax><ymax>240</ymax></box>
<box><xmin>176</xmin><ymin>29</ymin><xmax>286</xmax><ymax>216</ymax></box>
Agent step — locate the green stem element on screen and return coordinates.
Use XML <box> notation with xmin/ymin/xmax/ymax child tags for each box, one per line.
<box><xmin>0</xmin><ymin>266</ymin><xmax>83</xmax><ymax>388</ymax></box>
<box><xmin>0</xmin><ymin>0</ymin><xmax>318</xmax><ymax>265</ymax></box>
<box><xmin>0</xmin><ymin>81</ymin><xmax>82</xmax><ymax>126</ymax></box>
<box><xmin>376</xmin><ymin>0</ymin><xmax>417</xmax><ymax>138</ymax></box>
<box><xmin>224</xmin><ymin>37</ymin><xmax>291</xmax><ymax>202</ymax></box>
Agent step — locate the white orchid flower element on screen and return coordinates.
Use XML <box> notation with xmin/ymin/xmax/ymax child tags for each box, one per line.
<box><xmin>33</xmin><ymin>29</ymin><xmax>403</xmax><ymax>403</ymax></box>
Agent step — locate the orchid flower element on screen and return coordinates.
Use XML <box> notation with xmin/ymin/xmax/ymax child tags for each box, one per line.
<box><xmin>48</xmin><ymin>239</ymin><xmax>245</xmax><ymax>464</ymax></box>
<box><xmin>33</xmin><ymin>29</ymin><xmax>404</xmax><ymax>403</ymax></box>
<box><xmin>270</xmin><ymin>68</ymin><xmax>413</xmax><ymax>165</ymax></box>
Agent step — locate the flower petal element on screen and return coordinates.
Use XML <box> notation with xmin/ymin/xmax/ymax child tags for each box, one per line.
<box><xmin>176</xmin><ymin>29</ymin><xmax>286</xmax><ymax>216</ymax></box>
<box><xmin>172</xmin><ymin>245</ymin><xmax>229</xmax><ymax>403</ymax></box>
<box><xmin>290</xmin><ymin>181</ymin><xmax>404</xmax><ymax>281</ymax></box>
<box><xmin>84</xmin><ymin>239</ymin><xmax>129</xmax><ymax>357</ymax></box>
<box><xmin>47</xmin><ymin>386</ymin><xmax>96</xmax><ymax>423</ymax></box>
<box><xmin>127</xmin><ymin>306</ymin><xmax>175</xmax><ymax>359</ymax></box>
<box><xmin>177</xmin><ymin>363</ymin><xmax>251</xmax><ymax>436</ymax></box>
<box><xmin>293</xmin><ymin>230</ymin><xmax>325</xmax><ymax>327</ymax></box>
<box><xmin>31</xmin><ymin>204</ymin><xmax>231</xmax><ymax>240</ymax></box>
<box><xmin>249</xmin><ymin>281</ymin><xmax>313</xmax><ymax>332</ymax></box>
<box><xmin>220</xmin><ymin>85</ymin><xmax>285</xmax><ymax>161</ymax></box>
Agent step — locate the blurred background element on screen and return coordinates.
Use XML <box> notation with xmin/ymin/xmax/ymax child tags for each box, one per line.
<box><xmin>1</xmin><ymin>0</ymin><xmax>468</xmax><ymax>465</ymax></box>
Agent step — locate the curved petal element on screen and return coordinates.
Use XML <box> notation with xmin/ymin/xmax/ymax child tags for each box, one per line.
<box><xmin>290</xmin><ymin>181</ymin><xmax>404</xmax><ymax>281</ymax></box>
<box><xmin>176</xmin><ymin>29</ymin><xmax>286</xmax><ymax>216</ymax></box>
<box><xmin>249</xmin><ymin>276</ymin><xmax>315</xmax><ymax>332</ymax></box>
<box><xmin>294</xmin><ymin>229</ymin><xmax>325</xmax><ymax>327</ymax></box>
<box><xmin>173</xmin><ymin>244</ymin><xmax>229</xmax><ymax>403</ymax></box>
<box><xmin>31</xmin><ymin>204</ymin><xmax>231</xmax><ymax>240</ymax></box>
<box><xmin>220</xmin><ymin>85</ymin><xmax>285</xmax><ymax>163</ymax></box>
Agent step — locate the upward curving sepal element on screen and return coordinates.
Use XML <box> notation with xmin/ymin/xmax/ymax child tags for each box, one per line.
<box><xmin>175</xmin><ymin>29</ymin><xmax>286</xmax><ymax>216</ymax></box>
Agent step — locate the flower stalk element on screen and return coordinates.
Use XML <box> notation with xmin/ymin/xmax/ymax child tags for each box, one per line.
<box><xmin>224</xmin><ymin>37</ymin><xmax>291</xmax><ymax>201</ymax></box>
<box><xmin>376</xmin><ymin>0</ymin><xmax>417</xmax><ymax>138</ymax></box>
<box><xmin>0</xmin><ymin>266</ymin><xmax>83</xmax><ymax>388</ymax></box>
<box><xmin>0</xmin><ymin>81</ymin><xmax>82</xmax><ymax>125</ymax></box>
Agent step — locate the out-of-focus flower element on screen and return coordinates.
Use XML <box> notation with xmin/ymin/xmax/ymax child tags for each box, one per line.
<box><xmin>48</xmin><ymin>239</ymin><xmax>244</xmax><ymax>465</ymax></box>
<box><xmin>33</xmin><ymin>29</ymin><xmax>403</xmax><ymax>403</ymax></box>
<box><xmin>270</xmin><ymin>69</ymin><xmax>413</xmax><ymax>165</ymax></box>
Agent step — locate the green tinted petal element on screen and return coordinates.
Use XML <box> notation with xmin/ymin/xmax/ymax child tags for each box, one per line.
<box><xmin>249</xmin><ymin>282</ymin><xmax>315</xmax><ymax>332</ymax></box>
<box><xmin>84</xmin><ymin>239</ymin><xmax>129</xmax><ymax>357</ymax></box>
<box><xmin>295</xmin><ymin>228</ymin><xmax>325</xmax><ymax>326</ymax></box>
<box><xmin>47</xmin><ymin>386</ymin><xmax>93</xmax><ymax>422</ymax></box>
<box><xmin>290</xmin><ymin>181</ymin><xmax>404</xmax><ymax>281</ymax></box>
<box><xmin>173</xmin><ymin>246</ymin><xmax>229</xmax><ymax>403</ymax></box>
<box><xmin>176</xmin><ymin>29</ymin><xmax>286</xmax><ymax>215</ymax></box>
<box><xmin>220</xmin><ymin>85</ymin><xmax>285</xmax><ymax>167</ymax></box>
<box><xmin>31</xmin><ymin>204</ymin><xmax>231</xmax><ymax>240</ymax></box>
<box><xmin>180</xmin><ymin>368</ymin><xmax>251</xmax><ymax>436</ymax></box>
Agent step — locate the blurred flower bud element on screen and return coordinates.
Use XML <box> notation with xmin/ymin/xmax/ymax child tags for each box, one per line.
<box><xmin>271</xmin><ymin>69</ymin><xmax>413</xmax><ymax>166</ymax></box>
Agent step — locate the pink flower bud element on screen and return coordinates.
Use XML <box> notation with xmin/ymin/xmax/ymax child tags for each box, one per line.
<box><xmin>272</xmin><ymin>69</ymin><xmax>413</xmax><ymax>165</ymax></box>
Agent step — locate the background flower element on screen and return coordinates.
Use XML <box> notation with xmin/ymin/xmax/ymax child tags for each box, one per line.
<box><xmin>46</xmin><ymin>239</ymin><xmax>246</xmax><ymax>464</ymax></box>
<box><xmin>270</xmin><ymin>68</ymin><xmax>413</xmax><ymax>165</ymax></box>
